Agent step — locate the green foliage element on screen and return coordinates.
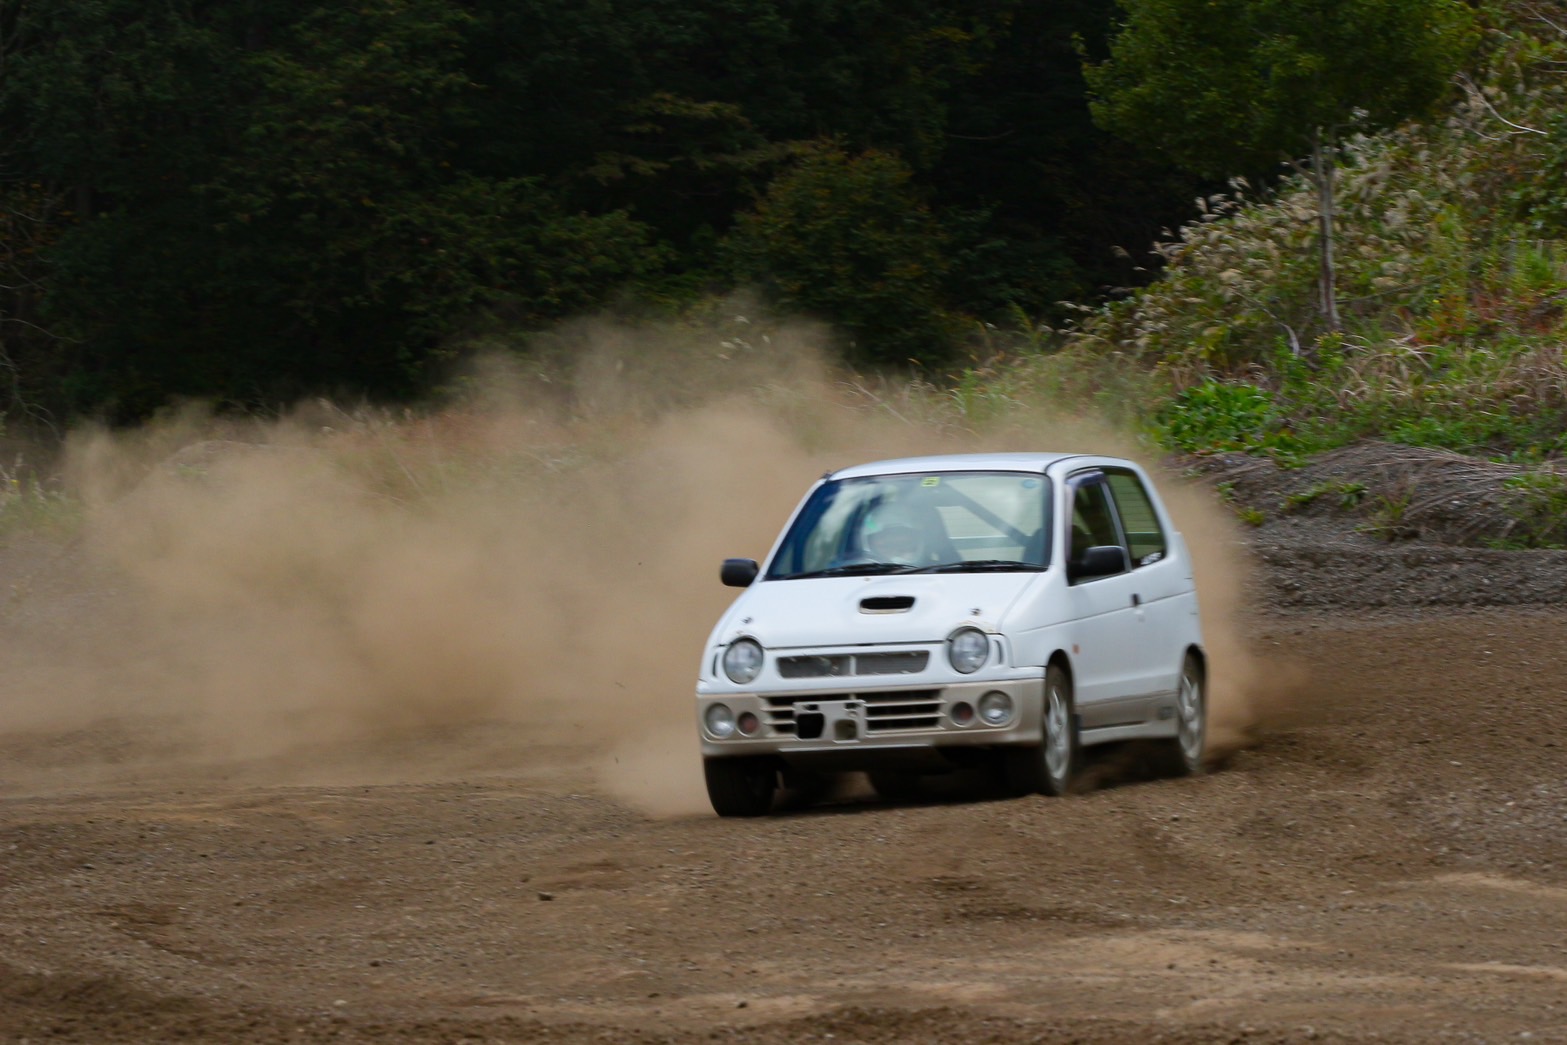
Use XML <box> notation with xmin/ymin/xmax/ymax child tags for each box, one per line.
<box><xmin>1500</xmin><ymin>15</ymin><xmax>1567</xmax><ymax>240</ymax></box>
<box><xmin>1281</xmin><ymin>480</ymin><xmax>1367</xmax><ymax>512</ymax></box>
<box><xmin>4</xmin><ymin>0</ymin><xmax>1208</xmax><ymax>421</ymax></box>
<box><xmin>1359</xmin><ymin>487</ymin><xmax>1416</xmax><ymax>542</ymax></box>
<box><xmin>1336</xmin><ymin>481</ymin><xmax>1368</xmax><ymax>509</ymax></box>
<box><xmin>1084</xmin><ymin>0</ymin><xmax>1478</xmax><ymax>179</ymax></box>
<box><xmin>206</xmin><ymin>0</ymin><xmax>668</xmax><ymax>368</ymax></box>
<box><xmin>1068</xmin><ymin>184</ymin><xmax>1323</xmax><ymax>373</ymax></box>
<box><xmin>4</xmin><ymin>0</ymin><xmax>675</xmax><ymax>419</ymax></box>
<box><xmin>931</xmin><ymin>0</ymin><xmax>1211</xmax><ymax>313</ymax></box>
<box><xmin>4</xmin><ymin>0</ymin><xmax>1562</xmax><ymax>443</ymax></box>
<box><xmin>1500</xmin><ymin>471</ymin><xmax>1567</xmax><ymax>548</ymax></box>
<box><xmin>0</xmin><ymin>456</ymin><xmax>78</xmax><ymax>538</ymax></box>
<box><xmin>1156</xmin><ymin>381</ymin><xmax>1303</xmax><ymax>458</ymax></box>
<box><xmin>725</xmin><ymin>143</ymin><xmax>960</xmax><ymax>367</ymax></box>
<box><xmin>1059</xmin><ymin>4</ymin><xmax>1567</xmax><ymax>463</ymax></box>
<box><xmin>1281</xmin><ymin>484</ymin><xmax>1325</xmax><ymax>512</ymax></box>
<box><xmin>1086</xmin><ymin>0</ymin><xmax>1477</xmax><ymax>331</ymax></box>
<box><xmin>929</xmin><ymin>319</ymin><xmax>1174</xmax><ymax>438</ymax></box>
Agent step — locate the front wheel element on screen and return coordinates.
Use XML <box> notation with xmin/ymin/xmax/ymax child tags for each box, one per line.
<box><xmin>1158</xmin><ymin>654</ymin><xmax>1206</xmax><ymax>777</ymax></box>
<box><xmin>704</xmin><ymin>756</ymin><xmax>778</xmax><ymax>817</ymax></box>
<box><xmin>1002</xmin><ymin>663</ymin><xmax>1080</xmax><ymax>797</ymax></box>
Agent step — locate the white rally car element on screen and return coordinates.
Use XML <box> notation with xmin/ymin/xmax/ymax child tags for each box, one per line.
<box><xmin>695</xmin><ymin>452</ymin><xmax>1206</xmax><ymax>816</ymax></box>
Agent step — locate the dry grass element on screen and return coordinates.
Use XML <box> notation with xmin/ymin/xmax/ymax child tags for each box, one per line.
<box><xmin>1197</xmin><ymin>439</ymin><xmax>1567</xmax><ymax>547</ymax></box>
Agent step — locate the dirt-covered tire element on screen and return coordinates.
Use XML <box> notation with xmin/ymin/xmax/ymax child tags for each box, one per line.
<box><xmin>703</xmin><ymin>756</ymin><xmax>778</xmax><ymax>817</ymax></box>
<box><xmin>1158</xmin><ymin>653</ymin><xmax>1206</xmax><ymax>777</ymax></box>
<box><xmin>1002</xmin><ymin>663</ymin><xmax>1080</xmax><ymax>797</ymax></box>
<box><xmin>867</xmin><ymin>771</ymin><xmax>924</xmax><ymax>803</ymax></box>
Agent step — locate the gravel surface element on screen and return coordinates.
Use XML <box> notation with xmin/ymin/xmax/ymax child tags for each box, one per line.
<box><xmin>4</xmin><ymin>485</ymin><xmax>1567</xmax><ymax>1044</ymax></box>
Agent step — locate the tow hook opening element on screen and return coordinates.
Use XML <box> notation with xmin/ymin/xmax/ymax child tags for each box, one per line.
<box><xmin>794</xmin><ymin>701</ymin><xmax>863</xmax><ymax>741</ymax></box>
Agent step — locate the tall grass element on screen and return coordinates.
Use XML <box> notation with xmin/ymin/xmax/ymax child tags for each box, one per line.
<box><xmin>0</xmin><ymin>452</ymin><xmax>78</xmax><ymax>538</ymax></box>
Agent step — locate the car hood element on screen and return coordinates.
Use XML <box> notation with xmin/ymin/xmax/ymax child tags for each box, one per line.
<box><xmin>711</xmin><ymin>572</ymin><xmax>1047</xmax><ymax>649</ymax></box>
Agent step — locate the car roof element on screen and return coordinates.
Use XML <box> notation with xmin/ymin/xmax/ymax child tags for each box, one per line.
<box><xmin>827</xmin><ymin>452</ymin><xmax>1123</xmax><ymax>480</ymax></box>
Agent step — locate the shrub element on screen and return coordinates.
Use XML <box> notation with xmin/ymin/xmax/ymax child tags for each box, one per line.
<box><xmin>1156</xmin><ymin>381</ymin><xmax>1303</xmax><ymax>457</ymax></box>
<box><xmin>725</xmin><ymin>143</ymin><xmax>961</xmax><ymax>368</ymax></box>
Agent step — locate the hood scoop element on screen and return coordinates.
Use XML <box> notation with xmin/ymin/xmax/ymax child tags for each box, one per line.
<box><xmin>859</xmin><ymin>595</ymin><xmax>915</xmax><ymax>614</ymax></box>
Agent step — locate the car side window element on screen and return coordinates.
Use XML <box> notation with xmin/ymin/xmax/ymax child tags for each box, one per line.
<box><xmin>1068</xmin><ymin>479</ymin><xmax>1125</xmax><ymax>577</ymax></box>
<box><xmin>1105</xmin><ymin>470</ymin><xmax>1168</xmax><ymax>567</ymax></box>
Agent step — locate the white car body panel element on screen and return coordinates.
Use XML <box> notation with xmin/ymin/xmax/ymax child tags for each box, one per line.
<box><xmin>704</xmin><ymin>573</ymin><xmax>1043</xmax><ymax>654</ymax></box>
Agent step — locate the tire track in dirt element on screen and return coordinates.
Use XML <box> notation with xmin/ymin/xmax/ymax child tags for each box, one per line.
<box><xmin>4</xmin><ymin>601</ymin><xmax>1566</xmax><ymax>1043</ymax></box>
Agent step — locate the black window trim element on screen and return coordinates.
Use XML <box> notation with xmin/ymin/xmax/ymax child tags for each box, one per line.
<box><xmin>1099</xmin><ymin>465</ymin><xmax>1168</xmax><ymax>569</ymax></box>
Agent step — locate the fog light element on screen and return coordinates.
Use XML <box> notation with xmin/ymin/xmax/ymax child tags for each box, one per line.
<box><xmin>950</xmin><ymin>701</ymin><xmax>975</xmax><ymax>726</ymax></box>
<box><xmin>737</xmin><ymin>711</ymin><xmax>760</xmax><ymax>736</ymax></box>
<box><xmin>705</xmin><ymin>703</ymin><xmax>737</xmax><ymax>738</ymax></box>
<box><xmin>978</xmin><ymin>690</ymin><xmax>1014</xmax><ymax>726</ymax></box>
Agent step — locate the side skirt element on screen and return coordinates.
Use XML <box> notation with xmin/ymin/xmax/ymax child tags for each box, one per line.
<box><xmin>1077</xmin><ymin>691</ymin><xmax>1178</xmax><ymax>747</ymax></box>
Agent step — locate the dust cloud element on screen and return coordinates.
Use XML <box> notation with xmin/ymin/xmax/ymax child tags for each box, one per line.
<box><xmin>2</xmin><ymin>311</ymin><xmax>1270</xmax><ymax>814</ymax></box>
<box><xmin>1156</xmin><ymin>479</ymin><xmax>1287</xmax><ymax>757</ymax></box>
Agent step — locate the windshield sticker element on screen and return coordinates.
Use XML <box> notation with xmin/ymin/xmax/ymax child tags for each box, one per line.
<box><xmin>921</xmin><ymin>476</ymin><xmax>941</xmax><ymax>487</ymax></box>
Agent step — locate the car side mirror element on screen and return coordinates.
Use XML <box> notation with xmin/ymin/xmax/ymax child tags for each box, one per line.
<box><xmin>1068</xmin><ymin>545</ymin><xmax>1129</xmax><ymax>583</ymax></box>
<box><xmin>720</xmin><ymin>558</ymin><xmax>759</xmax><ymax>587</ymax></box>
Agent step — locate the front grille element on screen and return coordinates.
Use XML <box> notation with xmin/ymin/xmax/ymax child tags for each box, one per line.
<box><xmin>763</xmin><ymin>689</ymin><xmax>943</xmax><ymax>735</ymax></box>
<box><xmin>776</xmin><ymin>651</ymin><xmax>929</xmax><ymax>679</ymax></box>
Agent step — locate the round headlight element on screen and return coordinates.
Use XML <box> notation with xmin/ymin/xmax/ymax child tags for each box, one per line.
<box><xmin>947</xmin><ymin>628</ymin><xmax>989</xmax><ymax>674</ymax></box>
<box><xmin>705</xmin><ymin>703</ymin><xmax>737</xmax><ymax>738</ymax></box>
<box><xmin>978</xmin><ymin>690</ymin><xmax>1015</xmax><ymax>726</ymax></box>
<box><xmin>722</xmin><ymin>638</ymin><xmax>764</xmax><ymax>684</ymax></box>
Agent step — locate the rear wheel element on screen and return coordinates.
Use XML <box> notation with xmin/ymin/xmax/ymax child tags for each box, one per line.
<box><xmin>1002</xmin><ymin>663</ymin><xmax>1080</xmax><ymax>797</ymax></box>
<box><xmin>1158</xmin><ymin>654</ymin><xmax>1206</xmax><ymax>777</ymax></box>
<box><xmin>703</xmin><ymin>756</ymin><xmax>777</xmax><ymax>817</ymax></box>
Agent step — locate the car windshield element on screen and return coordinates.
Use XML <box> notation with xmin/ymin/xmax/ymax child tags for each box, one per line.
<box><xmin>765</xmin><ymin>471</ymin><xmax>1052</xmax><ymax>579</ymax></box>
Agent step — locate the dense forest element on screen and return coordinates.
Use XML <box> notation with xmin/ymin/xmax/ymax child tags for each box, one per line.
<box><xmin>7</xmin><ymin>0</ymin><xmax>1563</xmax><ymax>473</ymax></box>
<box><xmin>0</xmin><ymin>0</ymin><xmax>1220</xmax><ymax>425</ymax></box>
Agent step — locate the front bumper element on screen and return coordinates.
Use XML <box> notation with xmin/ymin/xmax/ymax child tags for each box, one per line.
<box><xmin>697</xmin><ymin>676</ymin><xmax>1045</xmax><ymax>770</ymax></box>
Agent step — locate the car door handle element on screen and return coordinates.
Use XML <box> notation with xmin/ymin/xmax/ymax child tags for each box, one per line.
<box><xmin>1131</xmin><ymin>593</ymin><xmax>1141</xmax><ymax>607</ymax></box>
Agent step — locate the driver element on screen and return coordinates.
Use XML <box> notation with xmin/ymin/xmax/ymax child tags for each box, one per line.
<box><xmin>864</xmin><ymin>507</ymin><xmax>927</xmax><ymax>566</ymax></box>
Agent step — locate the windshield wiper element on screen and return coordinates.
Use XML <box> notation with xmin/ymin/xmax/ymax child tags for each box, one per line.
<box><xmin>784</xmin><ymin>561</ymin><xmax>926</xmax><ymax>580</ymax></box>
<box><xmin>909</xmin><ymin>560</ymin><xmax>1047</xmax><ymax>574</ymax></box>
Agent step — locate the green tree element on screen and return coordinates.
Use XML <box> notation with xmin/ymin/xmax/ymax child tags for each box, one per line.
<box><xmin>931</xmin><ymin>0</ymin><xmax>1211</xmax><ymax>317</ymax></box>
<box><xmin>0</xmin><ymin>0</ymin><xmax>248</xmax><ymax>419</ymax></box>
<box><xmin>460</xmin><ymin>0</ymin><xmax>1010</xmax><ymax>273</ymax></box>
<box><xmin>3</xmin><ymin>0</ymin><xmax>663</xmax><ymax>419</ymax></box>
<box><xmin>726</xmin><ymin>143</ymin><xmax>956</xmax><ymax>367</ymax></box>
<box><xmin>188</xmin><ymin>1</ymin><xmax>661</xmax><ymax>402</ymax></box>
<box><xmin>0</xmin><ymin>0</ymin><xmax>1265</xmax><ymax>420</ymax></box>
<box><xmin>1083</xmin><ymin>0</ymin><xmax>1476</xmax><ymax>330</ymax></box>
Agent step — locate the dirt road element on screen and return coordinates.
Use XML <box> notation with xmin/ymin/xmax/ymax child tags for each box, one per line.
<box><xmin>5</xmin><ymin>572</ymin><xmax>1567</xmax><ymax>1044</ymax></box>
